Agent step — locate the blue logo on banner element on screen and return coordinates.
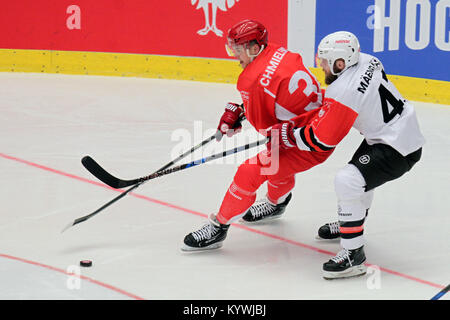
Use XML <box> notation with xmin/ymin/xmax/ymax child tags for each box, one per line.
<box><xmin>315</xmin><ymin>0</ymin><xmax>450</xmax><ymax>81</ymax></box>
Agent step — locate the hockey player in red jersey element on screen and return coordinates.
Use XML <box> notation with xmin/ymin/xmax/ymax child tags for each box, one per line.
<box><xmin>182</xmin><ymin>19</ymin><xmax>332</xmax><ymax>251</ymax></box>
<box><xmin>264</xmin><ymin>31</ymin><xmax>425</xmax><ymax>279</ymax></box>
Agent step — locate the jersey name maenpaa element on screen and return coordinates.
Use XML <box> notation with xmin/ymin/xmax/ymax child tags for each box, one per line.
<box><xmin>325</xmin><ymin>53</ymin><xmax>425</xmax><ymax>156</ymax></box>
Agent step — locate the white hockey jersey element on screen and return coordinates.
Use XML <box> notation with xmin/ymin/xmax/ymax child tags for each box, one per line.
<box><xmin>293</xmin><ymin>52</ymin><xmax>425</xmax><ymax>156</ymax></box>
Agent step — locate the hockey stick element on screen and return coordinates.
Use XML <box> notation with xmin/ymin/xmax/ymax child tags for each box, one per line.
<box><xmin>82</xmin><ymin>116</ymin><xmax>246</xmax><ymax>188</ymax></box>
<box><xmin>82</xmin><ymin>131</ymin><xmax>221</xmax><ymax>189</ymax></box>
<box><xmin>61</xmin><ymin>136</ymin><xmax>267</xmax><ymax>233</ymax></box>
<box><xmin>430</xmin><ymin>283</ymin><xmax>450</xmax><ymax>300</ymax></box>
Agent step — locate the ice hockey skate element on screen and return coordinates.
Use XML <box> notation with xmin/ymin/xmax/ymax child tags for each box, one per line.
<box><xmin>322</xmin><ymin>246</ymin><xmax>367</xmax><ymax>280</ymax></box>
<box><xmin>241</xmin><ymin>193</ymin><xmax>292</xmax><ymax>223</ymax></box>
<box><xmin>316</xmin><ymin>221</ymin><xmax>341</xmax><ymax>241</ymax></box>
<box><xmin>182</xmin><ymin>214</ymin><xmax>230</xmax><ymax>251</ymax></box>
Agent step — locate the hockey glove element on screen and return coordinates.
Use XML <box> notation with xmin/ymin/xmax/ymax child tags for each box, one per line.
<box><xmin>217</xmin><ymin>102</ymin><xmax>244</xmax><ymax>141</ymax></box>
<box><xmin>266</xmin><ymin>121</ymin><xmax>297</xmax><ymax>151</ymax></box>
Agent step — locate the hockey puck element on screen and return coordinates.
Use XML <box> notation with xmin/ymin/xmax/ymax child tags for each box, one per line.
<box><xmin>80</xmin><ymin>260</ymin><xmax>92</xmax><ymax>267</ymax></box>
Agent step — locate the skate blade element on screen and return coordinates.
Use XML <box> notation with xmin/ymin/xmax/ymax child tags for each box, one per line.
<box><xmin>315</xmin><ymin>235</ymin><xmax>341</xmax><ymax>242</ymax></box>
<box><xmin>239</xmin><ymin>214</ymin><xmax>284</xmax><ymax>225</ymax></box>
<box><xmin>323</xmin><ymin>264</ymin><xmax>367</xmax><ymax>280</ymax></box>
<box><xmin>180</xmin><ymin>242</ymin><xmax>223</xmax><ymax>252</ymax></box>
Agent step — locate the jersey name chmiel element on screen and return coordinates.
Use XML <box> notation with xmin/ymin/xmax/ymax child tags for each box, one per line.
<box><xmin>237</xmin><ymin>43</ymin><xmax>323</xmax><ymax>132</ymax></box>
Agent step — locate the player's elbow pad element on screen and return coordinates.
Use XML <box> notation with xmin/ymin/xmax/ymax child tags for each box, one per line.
<box><xmin>293</xmin><ymin>126</ymin><xmax>336</xmax><ymax>152</ymax></box>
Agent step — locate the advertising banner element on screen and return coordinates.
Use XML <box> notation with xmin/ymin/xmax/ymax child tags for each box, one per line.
<box><xmin>315</xmin><ymin>0</ymin><xmax>450</xmax><ymax>81</ymax></box>
<box><xmin>0</xmin><ymin>0</ymin><xmax>287</xmax><ymax>59</ymax></box>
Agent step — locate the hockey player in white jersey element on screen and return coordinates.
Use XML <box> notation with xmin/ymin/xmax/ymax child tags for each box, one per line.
<box><xmin>264</xmin><ymin>31</ymin><xmax>425</xmax><ymax>279</ymax></box>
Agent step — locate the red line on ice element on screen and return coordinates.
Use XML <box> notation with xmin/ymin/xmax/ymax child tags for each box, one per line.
<box><xmin>0</xmin><ymin>253</ymin><xmax>144</xmax><ymax>300</ymax></box>
<box><xmin>1</xmin><ymin>153</ymin><xmax>445</xmax><ymax>291</ymax></box>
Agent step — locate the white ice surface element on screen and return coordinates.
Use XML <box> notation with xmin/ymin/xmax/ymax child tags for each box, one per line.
<box><xmin>0</xmin><ymin>72</ymin><xmax>448</xmax><ymax>300</ymax></box>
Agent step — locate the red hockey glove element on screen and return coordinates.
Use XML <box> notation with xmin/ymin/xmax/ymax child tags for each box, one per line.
<box><xmin>216</xmin><ymin>103</ymin><xmax>244</xmax><ymax>141</ymax></box>
<box><xmin>266</xmin><ymin>121</ymin><xmax>297</xmax><ymax>151</ymax></box>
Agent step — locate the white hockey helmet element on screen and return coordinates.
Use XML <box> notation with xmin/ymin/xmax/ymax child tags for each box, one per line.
<box><xmin>317</xmin><ymin>31</ymin><xmax>360</xmax><ymax>75</ymax></box>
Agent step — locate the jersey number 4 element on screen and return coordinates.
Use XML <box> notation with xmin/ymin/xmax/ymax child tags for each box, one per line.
<box><xmin>378</xmin><ymin>70</ymin><xmax>404</xmax><ymax>123</ymax></box>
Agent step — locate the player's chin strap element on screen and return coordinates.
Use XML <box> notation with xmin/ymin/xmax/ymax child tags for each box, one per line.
<box><xmin>246</xmin><ymin>45</ymin><xmax>265</xmax><ymax>61</ymax></box>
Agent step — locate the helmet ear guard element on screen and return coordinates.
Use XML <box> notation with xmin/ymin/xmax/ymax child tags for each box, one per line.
<box><xmin>317</xmin><ymin>31</ymin><xmax>360</xmax><ymax>76</ymax></box>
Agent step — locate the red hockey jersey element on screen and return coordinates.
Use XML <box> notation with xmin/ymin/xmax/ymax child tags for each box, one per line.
<box><xmin>237</xmin><ymin>43</ymin><xmax>323</xmax><ymax>133</ymax></box>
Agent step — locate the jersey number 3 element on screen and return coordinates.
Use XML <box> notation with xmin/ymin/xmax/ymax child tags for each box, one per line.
<box><xmin>378</xmin><ymin>70</ymin><xmax>404</xmax><ymax>123</ymax></box>
<box><xmin>289</xmin><ymin>70</ymin><xmax>322</xmax><ymax>111</ymax></box>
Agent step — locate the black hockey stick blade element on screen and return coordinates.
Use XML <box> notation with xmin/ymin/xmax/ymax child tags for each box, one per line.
<box><xmin>81</xmin><ymin>132</ymin><xmax>219</xmax><ymax>189</ymax></box>
<box><xmin>61</xmin><ymin>212</ymin><xmax>99</xmax><ymax>233</ymax></box>
<box><xmin>61</xmin><ymin>212</ymin><xmax>94</xmax><ymax>233</ymax></box>
<box><xmin>61</xmin><ymin>182</ymin><xmax>141</xmax><ymax>233</ymax></box>
<box><xmin>61</xmin><ymin>216</ymin><xmax>88</xmax><ymax>233</ymax></box>
<box><xmin>81</xmin><ymin>121</ymin><xmax>244</xmax><ymax>189</ymax></box>
<box><xmin>81</xmin><ymin>156</ymin><xmax>139</xmax><ymax>188</ymax></box>
<box><xmin>63</xmin><ymin>137</ymin><xmax>264</xmax><ymax>232</ymax></box>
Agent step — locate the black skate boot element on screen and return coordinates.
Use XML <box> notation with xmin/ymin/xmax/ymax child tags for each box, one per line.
<box><xmin>241</xmin><ymin>193</ymin><xmax>292</xmax><ymax>223</ymax></box>
<box><xmin>316</xmin><ymin>221</ymin><xmax>341</xmax><ymax>241</ymax></box>
<box><xmin>182</xmin><ymin>214</ymin><xmax>230</xmax><ymax>251</ymax></box>
<box><xmin>322</xmin><ymin>246</ymin><xmax>367</xmax><ymax>280</ymax></box>
<box><xmin>317</xmin><ymin>210</ymin><xmax>369</xmax><ymax>241</ymax></box>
